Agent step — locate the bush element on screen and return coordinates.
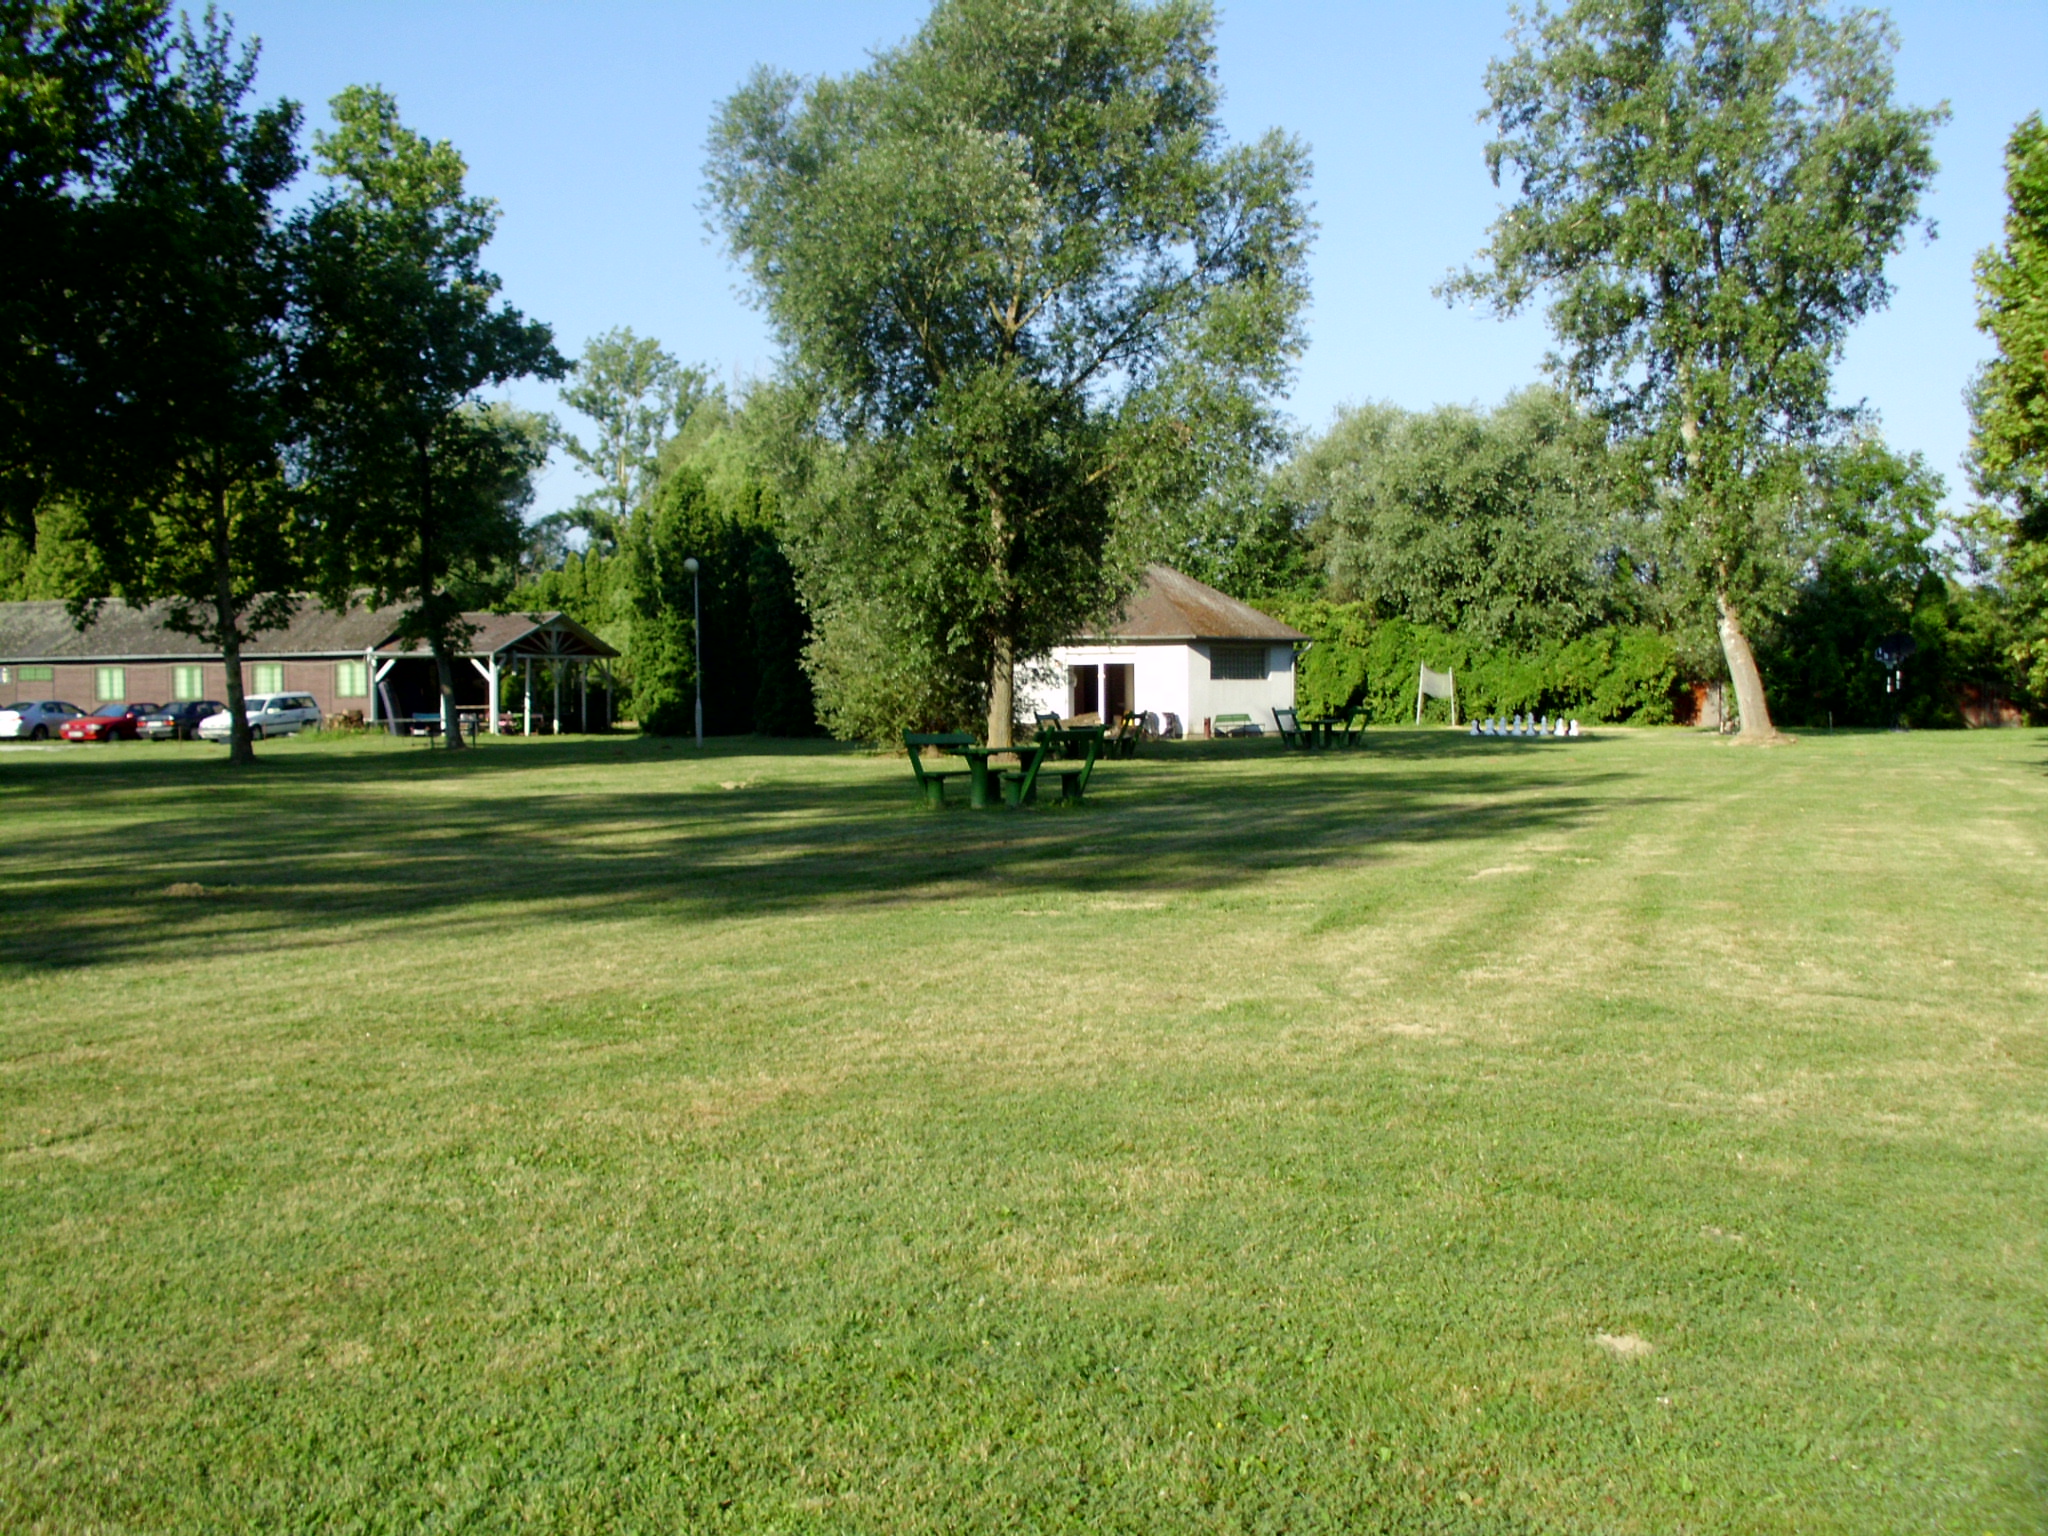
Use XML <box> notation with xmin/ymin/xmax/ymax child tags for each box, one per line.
<box><xmin>1267</xmin><ymin>597</ymin><xmax>1680</xmax><ymax>724</ymax></box>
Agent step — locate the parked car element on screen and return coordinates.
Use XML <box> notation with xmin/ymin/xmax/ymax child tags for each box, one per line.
<box><xmin>61</xmin><ymin>702</ymin><xmax>159</xmax><ymax>742</ymax></box>
<box><xmin>197</xmin><ymin>692</ymin><xmax>322</xmax><ymax>741</ymax></box>
<box><xmin>0</xmin><ymin>700</ymin><xmax>84</xmax><ymax>740</ymax></box>
<box><xmin>138</xmin><ymin>700</ymin><xmax>227</xmax><ymax>741</ymax></box>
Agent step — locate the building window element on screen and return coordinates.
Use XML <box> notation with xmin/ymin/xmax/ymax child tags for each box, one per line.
<box><xmin>172</xmin><ymin>665</ymin><xmax>204</xmax><ymax>701</ymax></box>
<box><xmin>96</xmin><ymin>665</ymin><xmax>126</xmax><ymax>701</ymax></box>
<box><xmin>252</xmin><ymin>663</ymin><xmax>284</xmax><ymax>694</ymax></box>
<box><xmin>16</xmin><ymin>665</ymin><xmax>52</xmax><ymax>682</ymax></box>
<box><xmin>1208</xmin><ymin>644</ymin><xmax>1269</xmax><ymax>681</ymax></box>
<box><xmin>336</xmin><ymin>660</ymin><xmax>367</xmax><ymax>698</ymax></box>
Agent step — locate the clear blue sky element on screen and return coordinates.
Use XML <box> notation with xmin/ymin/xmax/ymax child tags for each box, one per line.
<box><xmin>210</xmin><ymin>1</ymin><xmax>2045</xmax><ymax>519</ymax></box>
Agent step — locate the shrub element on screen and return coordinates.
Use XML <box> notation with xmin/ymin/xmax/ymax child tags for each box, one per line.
<box><xmin>1266</xmin><ymin>597</ymin><xmax>1680</xmax><ymax>724</ymax></box>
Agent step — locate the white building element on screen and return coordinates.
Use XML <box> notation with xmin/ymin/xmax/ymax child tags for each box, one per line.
<box><xmin>1022</xmin><ymin>564</ymin><xmax>1307</xmax><ymax>737</ymax></box>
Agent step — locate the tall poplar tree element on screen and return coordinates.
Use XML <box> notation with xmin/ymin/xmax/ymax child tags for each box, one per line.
<box><xmin>556</xmin><ymin>328</ymin><xmax>713</xmax><ymax>552</ymax></box>
<box><xmin>296</xmin><ymin>86</ymin><xmax>564</xmax><ymax>747</ymax></box>
<box><xmin>709</xmin><ymin>0</ymin><xmax>1310</xmax><ymax>745</ymax></box>
<box><xmin>1447</xmin><ymin>0</ymin><xmax>1943</xmax><ymax>741</ymax></box>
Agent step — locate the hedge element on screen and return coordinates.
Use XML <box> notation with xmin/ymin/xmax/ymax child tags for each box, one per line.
<box><xmin>1263</xmin><ymin>598</ymin><xmax>1681</xmax><ymax>725</ymax></box>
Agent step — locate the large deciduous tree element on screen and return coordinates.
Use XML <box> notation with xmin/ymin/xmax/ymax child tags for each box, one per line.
<box><xmin>0</xmin><ymin>0</ymin><xmax>168</xmax><ymax>543</ymax></box>
<box><xmin>1284</xmin><ymin>388</ymin><xmax>1645</xmax><ymax>649</ymax></box>
<box><xmin>1446</xmin><ymin>0</ymin><xmax>1943</xmax><ymax>742</ymax></box>
<box><xmin>1968</xmin><ymin>114</ymin><xmax>2048</xmax><ymax>700</ymax></box>
<box><xmin>296</xmin><ymin>85</ymin><xmax>564</xmax><ymax>747</ymax></box>
<box><xmin>708</xmin><ymin>0</ymin><xmax>1310</xmax><ymax>745</ymax></box>
<box><xmin>80</xmin><ymin>11</ymin><xmax>302</xmax><ymax>766</ymax></box>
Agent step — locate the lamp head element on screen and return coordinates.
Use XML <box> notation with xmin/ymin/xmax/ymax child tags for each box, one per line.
<box><xmin>683</xmin><ymin>557</ymin><xmax>699</xmax><ymax>574</ymax></box>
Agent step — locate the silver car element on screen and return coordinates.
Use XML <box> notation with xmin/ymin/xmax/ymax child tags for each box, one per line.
<box><xmin>198</xmin><ymin>693</ymin><xmax>323</xmax><ymax>741</ymax></box>
<box><xmin>0</xmin><ymin>700</ymin><xmax>84</xmax><ymax>740</ymax></box>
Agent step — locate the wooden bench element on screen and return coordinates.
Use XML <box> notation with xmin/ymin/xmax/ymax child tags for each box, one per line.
<box><xmin>904</xmin><ymin>731</ymin><xmax>974</xmax><ymax>807</ymax></box>
<box><xmin>1107</xmin><ymin>710</ymin><xmax>1146</xmax><ymax>759</ymax></box>
<box><xmin>1212</xmin><ymin>713</ymin><xmax>1254</xmax><ymax>738</ymax></box>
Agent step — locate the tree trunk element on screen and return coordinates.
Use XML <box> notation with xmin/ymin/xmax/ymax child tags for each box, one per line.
<box><xmin>986</xmin><ymin>632</ymin><xmax>1015</xmax><ymax>748</ymax></box>
<box><xmin>417</xmin><ymin>437</ymin><xmax>464</xmax><ymax>750</ymax></box>
<box><xmin>433</xmin><ymin>634</ymin><xmax>462</xmax><ymax>750</ymax></box>
<box><xmin>213</xmin><ymin>486</ymin><xmax>254</xmax><ymax>767</ymax></box>
<box><xmin>1716</xmin><ymin>589</ymin><xmax>1785</xmax><ymax>744</ymax></box>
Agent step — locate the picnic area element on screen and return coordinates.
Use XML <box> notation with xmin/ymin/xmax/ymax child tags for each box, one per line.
<box><xmin>1</xmin><ymin>727</ymin><xmax>2043</xmax><ymax>1531</ymax></box>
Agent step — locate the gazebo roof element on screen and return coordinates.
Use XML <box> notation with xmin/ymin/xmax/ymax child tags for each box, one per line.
<box><xmin>375</xmin><ymin>611</ymin><xmax>618</xmax><ymax>662</ymax></box>
<box><xmin>1074</xmin><ymin>565</ymin><xmax>1307</xmax><ymax>644</ymax></box>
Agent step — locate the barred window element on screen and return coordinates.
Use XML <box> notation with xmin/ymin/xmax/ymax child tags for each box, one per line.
<box><xmin>96</xmin><ymin>665</ymin><xmax>126</xmax><ymax>701</ymax></box>
<box><xmin>16</xmin><ymin>665</ymin><xmax>53</xmax><ymax>682</ymax></box>
<box><xmin>252</xmin><ymin>663</ymin><xmax>284</xmax><ymax>694</ymax></box>
<box><xmin>1208</xmin><ymin>644</ymin><xmax>1269</xmax><ymax>681</ymax></box>
<box><xmin>336</xmin><ymin>660</ymin><xmax>367</xmax><ymax>698</ymax></box>
<box><xmin>172</xmin><ymin>665</ymin><xmax>204</xmax><ymax>701</ymax></box>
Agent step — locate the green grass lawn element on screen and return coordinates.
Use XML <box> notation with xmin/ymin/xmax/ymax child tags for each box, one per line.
<box><xmin>2</xmin><ymin>726</ymin><xmax>2043</xmax><ymax>1532</ymax></box>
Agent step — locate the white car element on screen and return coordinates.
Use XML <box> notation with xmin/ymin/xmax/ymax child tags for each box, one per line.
<box><xmin>198</xmin><ymin>693</ymin><xmax>323</xmax><ymax>741</ymax></box>
<box><xmin>0</xmin><ymin>700</ymin><xmax>84</xmax><ymax>740</ymax></box>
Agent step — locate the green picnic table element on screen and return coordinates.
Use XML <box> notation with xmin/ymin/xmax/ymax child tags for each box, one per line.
<box><xmin>953</xmin><ymin>741</ymin><xmax>1050</xmax><ymax>808</ymax></box>
<box><xmin>906</xmin><ymin>727</ymin><xmax>1109</xmax><ymax>809</ymax></box>
<box><xmin>1298</xmin><ymin>705</ymin><xmax>1364</xmax><ymax>748</ymax></box>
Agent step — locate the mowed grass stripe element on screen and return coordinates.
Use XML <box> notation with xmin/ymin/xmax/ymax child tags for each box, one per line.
<box><xmin>0</xmin><ymin>727</ymin><xmax>2042</xmax><ymax>1531</ymax></box>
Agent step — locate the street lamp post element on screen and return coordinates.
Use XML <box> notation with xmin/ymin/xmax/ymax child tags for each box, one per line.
<box><xmin>684</xmin><ymin>556</ymin><xmax>702</xmax><ymax>748</ymax></box>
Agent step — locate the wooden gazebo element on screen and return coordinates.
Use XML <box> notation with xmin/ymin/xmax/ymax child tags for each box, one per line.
<box><xmin>365</xmin><ymin>612</ymin><xmax>620</xmax><ymax>735</ymax></box>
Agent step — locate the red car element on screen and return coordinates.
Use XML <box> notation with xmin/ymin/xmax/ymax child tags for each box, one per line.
<box><xmin>61</xmin><ymin>702</ymin><xmax>160</xmax><ymax>742</ymax></box>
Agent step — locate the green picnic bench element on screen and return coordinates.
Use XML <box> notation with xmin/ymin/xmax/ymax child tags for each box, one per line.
<box><xmin>904</xmin><ymin>731</ymin><xmax>974</xmax><ymax>808</ymax></box>
<box><xmin>1036</xmin><ymin>726</ymin><xmax>1106</xmax><ymax>801</ymax></box>
<box><xmin>1212</xmin><ymin>712</ymin><xmax>1254</xmax><ymax>738</ymax></box>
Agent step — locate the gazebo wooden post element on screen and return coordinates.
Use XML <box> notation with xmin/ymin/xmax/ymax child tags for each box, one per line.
<box><xmin>551</xmin><ymin>661</ymin><xmax>561</xmax><ymax>736</ymax></box>
<box><xmin>579</xmin><ymin>662</ymin><xmax>588</xmax><ymax>734</ymax></box>
<box><xmin>488</xmin><ymin>651</ymin><xmax>500</xmax><ymax>735</ymax></box>
<box><xmin>522</xmin><ymin>656</ymin><xmax>532</xmax><ymax>738</ymax></box>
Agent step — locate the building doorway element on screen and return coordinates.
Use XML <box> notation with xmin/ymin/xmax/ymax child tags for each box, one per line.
<box><xmin>1103</xmin><ymin>663</ymin><xmax>1133</xmax><ymax>720</ymax></box>
<box><xmin>1068</xmin><ymin>664</ymin><xmax>1098</xmax><ymax>718</ymax></box>
<box><xmin>1067</xmin><ymin>661</ymin><xmax>1134</xmax><ymax>721</ymax></box>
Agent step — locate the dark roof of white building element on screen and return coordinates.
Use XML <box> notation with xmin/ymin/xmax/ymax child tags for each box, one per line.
<box><xmin>1077</xmin><ymin>565</ymin><xmax>1306</xmax><ymax>643</ymax></box>
<box><xmin>0</xmin><ymin>599</ymin><xmax>618</xmax><ymax>662</ymax></box>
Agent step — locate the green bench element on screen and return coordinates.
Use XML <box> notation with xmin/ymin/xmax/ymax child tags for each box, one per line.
<box><xmin>1212</xmin><ymin>712</ymin><xmax>1254</xmax><ymax>738</ymax></box>
<box><xmin>1034</xmin><ymin>726</ymin><xmax>1106</xmax><ymax>801</ymax></box>
<box><xmin>904</xmin><ymin>731</ymin><xmax>974</xmax><ymax>808</ymax></box>
<box><xmin>999</xmin><ymin>743</ymin><xmax>1052</xmax><ymax>807</ymax></box>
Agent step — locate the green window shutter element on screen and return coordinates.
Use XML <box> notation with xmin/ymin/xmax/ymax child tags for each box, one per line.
<box><xmin>19</xmin><ymin>665</ymin><xmax>53</xmax><ymax>682</ymax></box>
<box><xmin>252</xmin><ymin>663</ymin><xmax>284</xmax><ymax>694</ymax></box>
<box><xmin>172</xmin><ymin>665</ymin><xmax>204</xmax><ymax>701</ymax></box>
<box><xmin>336</xmin><ymin>660</ymin><xmax>367</xmax><ymax>697</ymax></box>
<box><xmin>96</xmin><ymin>666</ymin><xmax>126</xmax><ymax>701</ymax></box>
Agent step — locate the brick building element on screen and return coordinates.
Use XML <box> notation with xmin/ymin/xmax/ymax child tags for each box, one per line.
<box><xmin>0</xmin><ymin>599</ymin><xmax>618</xmax><ymax>734</ymax></box>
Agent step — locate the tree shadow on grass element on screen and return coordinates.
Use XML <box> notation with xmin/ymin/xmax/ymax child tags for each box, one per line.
<box><xmin>1</xmin><ymin>733</ymin><xmax>1656</xmax><ymax>971</ymax></box>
